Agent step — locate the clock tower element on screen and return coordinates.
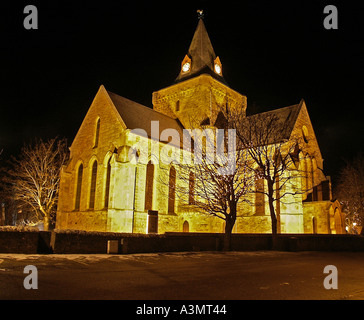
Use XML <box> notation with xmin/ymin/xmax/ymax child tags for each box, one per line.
<box><xmin>152</xmin><ymin>16</ymin><xmax>247</xmax><ymax>130</ymax></box>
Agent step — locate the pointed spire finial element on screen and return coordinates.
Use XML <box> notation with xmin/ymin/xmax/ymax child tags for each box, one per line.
<box><xmin>197</xmin><ymin>9</ymin><xmax>204</xmax><ymax>20</ymax></box>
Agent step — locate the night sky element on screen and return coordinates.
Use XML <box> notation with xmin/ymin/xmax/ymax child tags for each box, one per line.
<box><xmin>1</xmin><ymin>1</ymin><xmax>363</xmax><ymax>185</ymax></box>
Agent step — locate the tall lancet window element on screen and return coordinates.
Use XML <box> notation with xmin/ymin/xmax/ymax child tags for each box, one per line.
<box><xmin>75</xmin><ymin>164</ymin><xmax>83</xmax><ymax>210</ymax></box>
<box><xmin>145</xmin><ymin>161</ymin><xmax>154</xmax><ymax>211</ymax></box>
<box><xmin>104</xmin><ymin>157</ymin><xmax>111</xmax><ymax>208</ymax></box>
<box><xmin>89</xmin><ymin>161</ymin><xmax>98</xmax><ymax>209</ymax></box>
<box><xmin>255</xmin><ymin>171</ymin><xmax>265</xmax><ymax>216</ymax></box>
<box><xmin>94</xmin><ymin>118</ymin><xmax>100</xmax><ymax>148</ymax></box>
<box><xmin>188</xmin><ymin>171</ymin><xmax>195</xmax><ymax>205</ymax></box>
<box><xmin>168</xmin><ymin>166</ymin><xmax>176</xmax><ymax>214</ymax></box>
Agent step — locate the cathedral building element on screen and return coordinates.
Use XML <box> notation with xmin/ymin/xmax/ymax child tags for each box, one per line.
<box><xmin>56</xmin><ymin>17</ymin><xmax>345</xmax><ymax>234</ymax></box>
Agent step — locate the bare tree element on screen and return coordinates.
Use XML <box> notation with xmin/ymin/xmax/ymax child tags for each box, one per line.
<box><xmin>235</xmin><ymin>111</ymin><xmax>310</xmax><ymax>234</ymax></box>
<box><xmin>2</xmin><ymin>138</ymin><xmax>68</xmax><ymax>230</ymax></box>
<box><xmin>335</xmin><ymin>155</ymin><xmax>364</xmax><ymax>235</ymax></box>
<box><xmin>159</xmin><ymin>106</ymin><xmax>255</xmax><ymax>250</ymax></box>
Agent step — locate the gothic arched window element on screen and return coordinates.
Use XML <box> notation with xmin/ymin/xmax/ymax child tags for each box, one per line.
<box><xmin>75</xmin><ymin>164</ymin><xmax>83</xmax><ymax>210</ymax></box>
<box><xmin>145</xmin><ymin>161</ymin><xmax>154</xmax><ymax>211</ymax></box>
<box><xmin>89</xmin><ymin>161</ymin><xmax>98</xmax><ymax>209</ymax></box>
<box><xmin>188</xmin><ymin>171</ymin><xmax>195</xmax><ymax>205</ymax></box>
<box><xmin>168</xmin><ymin>166</ymin><xmax>176</xmax><ymax>214</ymax></box>
<box><xmin>104</xmin><ymin>157</ymin><xmax>111</xmax><ymax>208</ymax></box>
<box><xmin>255</xmin><ymin>171</ymin><xmax>265</xmax><ymax>216</ymax></box>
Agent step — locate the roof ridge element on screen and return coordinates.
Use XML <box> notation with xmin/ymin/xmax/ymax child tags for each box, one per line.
<box><xmin>244</xmin><ymin>101</ymin><xmax>304</xmax><ymax>143</ymax></box>
<box><xmin>107</xmin><ymin>90</ymin><xmax>148</xmax><ymax>109</ymax></box>
<box><xmin>247</xmin><ymin>103</ymin><xmax>301</xmax><ymax>118</ymax></box>
<box><xmin>106</xmin><ymin>90</ymin><xmax>185</xmax><ymax>145</ymax></box>
<box><xmin>107</xmin><ymin>90</ymin><xmax>179</xmax><ymax>121</ymax></box>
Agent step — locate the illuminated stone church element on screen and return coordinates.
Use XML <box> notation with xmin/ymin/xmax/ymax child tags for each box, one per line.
<box><xmin>56</xmin><ymin>17</ymin><xmax>345</xmax><ymax>234</ymax></box>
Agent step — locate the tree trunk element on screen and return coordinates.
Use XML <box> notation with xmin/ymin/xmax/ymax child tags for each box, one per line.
<box><xmin>269</xmin><ymin>200</ymin><xmax>277</xmax><ymax>235</ymax></box>
<box><xmin>267</xmin><ymin>180</ymin><xmax>277</xmax><ymax>235</ymax></box>
<box><xmin>224</xmin><ymin>203</ymin><xmax>237</xmax><ymax>251</ymax></box>
<box><xmin>43</xmin><ymin>215</ymin><xmax>49</xmax><ymax>231</ymax></box>
<box><xmin>223</xmin><ymin>220</ymin><xmax>234</xmax><ymax>251</ymax></box>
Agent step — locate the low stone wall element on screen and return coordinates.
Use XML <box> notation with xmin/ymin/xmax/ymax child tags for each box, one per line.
<box><xmin>51</xmin><ymin>230</ymin><xmax>135</xmax><ymax>254</ymax></box>
<box><xmin>280</xmin><ymin>234</ymin><xmax>364</xmax><ymax>252</ymax></box>
<box><xmin>1</xmin><ymin>229</ymin><xmax>364</xmax><ymax>254</ymax></box>
<box><xmin>0</xmin><ymin>229</ymin><xmax>52</xmax><ymax>254</ymax></box>
<box><xmin>50</xmin><ymin>231</ymin><xmax>364</xmax><ymax>254</ymax></box>
<box><xmin>231</xmin><ymin>234</ymin><xmax>273</xmax><ymax>251</ymax></box>
<box><xmin>50</xmin><ymin>230</ymin><xmax>223</xmax><ymax>254</ymax></box>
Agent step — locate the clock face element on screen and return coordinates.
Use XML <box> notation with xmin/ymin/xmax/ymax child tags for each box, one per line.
<box><xmin>182</xmin><ymin>62</ymin><xmax>190</xmax><ymax>72</ymax></box>
<box><xmin>214</xmin><ymin>63</ymin><xmax>221</xmax><ymax>75</ymax></box>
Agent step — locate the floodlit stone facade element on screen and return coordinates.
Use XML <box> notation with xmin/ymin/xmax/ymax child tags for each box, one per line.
<box><xmin>56</xmin><ymin>19</ymin><xmax>345</xmax><ymax>234</ymax></box>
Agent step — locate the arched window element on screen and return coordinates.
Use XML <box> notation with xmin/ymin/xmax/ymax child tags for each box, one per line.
<box><xmin>104</xmin><ymin>157</ymin><xmax>111</xmax><ymax>208</ymax></box>
<box><xmin>255</xmin><ymin>171</ymin><xmax>265</xmax><ymax>216</ymax></box>
<box><xmin>89</xmin><ymin>161</ymin><xmax>98</xmax><ymax>209</ymax></box>
<box><xmin>300</xmin><ymin>157</ymin><xmax>307</xmax><ymax>192</ymax></box>
<box><xmin>275</xmin><ymin>176</ymin><xmax>281</xmax><ymax>232</ymax></box>
<box><xmin>306</xmin><ymin>156</ymin><xmax>312</xmax><ymax>191</ymax></box>
<box><xmin>188</xmin><ymin>171</ymin><xmax>195</xmax><ymax>205</ymax></box>
<box><xmin>168</xmin><ymin>166</ymin><xmax>176</xmax><ymax>214</ymax></box>
<box><xmin>94</xmin><ymin>118</ymin><xmax>100</xmax><ymax>148</ymax></box>
<box><xmin>145</xmin><ymin>161</ymin><xmax>154</xmax><ymax>211</ymax></box>
<box><xmin>275</xmin><ymin>176</ymin><xmax>280</xmax><ymax>214</ymax></box>
<box><xmin>75</xmin><ymin>164</ymin><xmax>83</xmax><ymax>210</ymax></box>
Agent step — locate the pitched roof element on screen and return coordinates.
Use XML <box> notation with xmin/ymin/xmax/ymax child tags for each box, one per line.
<box><xmin>210</xmin><ymin>100</ymin><xmax>303</xmax><ymax>146</ymax></box>
<box><xmin>175</xmin><ymin>19</ymin><xmax>227</xmax><ymax>85</ymax></box>
<box><xmin>107</xmin><ymin>91</ymin><xmax>185</xmax><ymax>147</ymax></box>
<box><xmin>246</xmin><ymin>100</ymin><xmax>303</xmax><ymax>144</ymax></box>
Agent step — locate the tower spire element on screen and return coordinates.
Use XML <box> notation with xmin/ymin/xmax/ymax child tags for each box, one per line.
<box><xmin>175</xmin><ymin>13</ymin><xmax>227</xmax><ymax>85</ymax></box>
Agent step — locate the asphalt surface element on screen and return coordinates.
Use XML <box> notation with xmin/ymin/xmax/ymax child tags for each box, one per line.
<box><xmin>0</xmin><ymin>251</ymin><xmax>364</xmax><ymax>300</ymax></box>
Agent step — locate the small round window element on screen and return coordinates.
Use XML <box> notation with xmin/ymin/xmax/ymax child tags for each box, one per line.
<box><xmin>302</xmin><ymin>125</ymin><xmax>309</xmax><ymax>143</ymax></box>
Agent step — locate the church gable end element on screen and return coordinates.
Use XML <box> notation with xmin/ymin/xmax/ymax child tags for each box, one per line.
<box><xmin>69</xmin><ymin>84</ymin><xmax>126</xmax><ymax>165</ymax></box>
<box><xmin>57</xmin><ymin>85</ymin><xmax>127</xmax><ymax>221</ymax></box>
<box><xmin>289</xmin><ymin>100</ymin><xmax>324</xmax><ymax>174</ymax></box>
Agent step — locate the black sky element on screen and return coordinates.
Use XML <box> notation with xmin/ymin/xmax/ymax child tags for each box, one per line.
<box><xmin>0</xmin><ymin>0</ymin><xmax>363</xmax><ymax>185</ymax></box>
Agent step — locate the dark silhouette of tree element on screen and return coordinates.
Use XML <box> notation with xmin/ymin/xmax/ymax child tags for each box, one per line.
<box><xmin>2</xmin><ymin>138</ymin><xmax>68</xmax><ymax>230</ymax></box>
<box><xmin>335</xmin><ymin>155</ymin><xmax>364</xmax><ymax>235</ymax></box>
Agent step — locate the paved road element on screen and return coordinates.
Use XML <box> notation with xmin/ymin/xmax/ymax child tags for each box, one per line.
<box><xmin>0</xmin><ymin>251</ymin><xmax>363</xmax><ymax>300</ymax></box>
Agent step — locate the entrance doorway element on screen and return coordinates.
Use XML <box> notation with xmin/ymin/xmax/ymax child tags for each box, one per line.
<box><xmin>183</xmin><ymin>220</ymin><xmax>189</xmax><ymax>232</ymax></box>
<box><xmin>147</xmin><ymin>210</ymin><xmax>158</xmax><ymax>234</ymax></box>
